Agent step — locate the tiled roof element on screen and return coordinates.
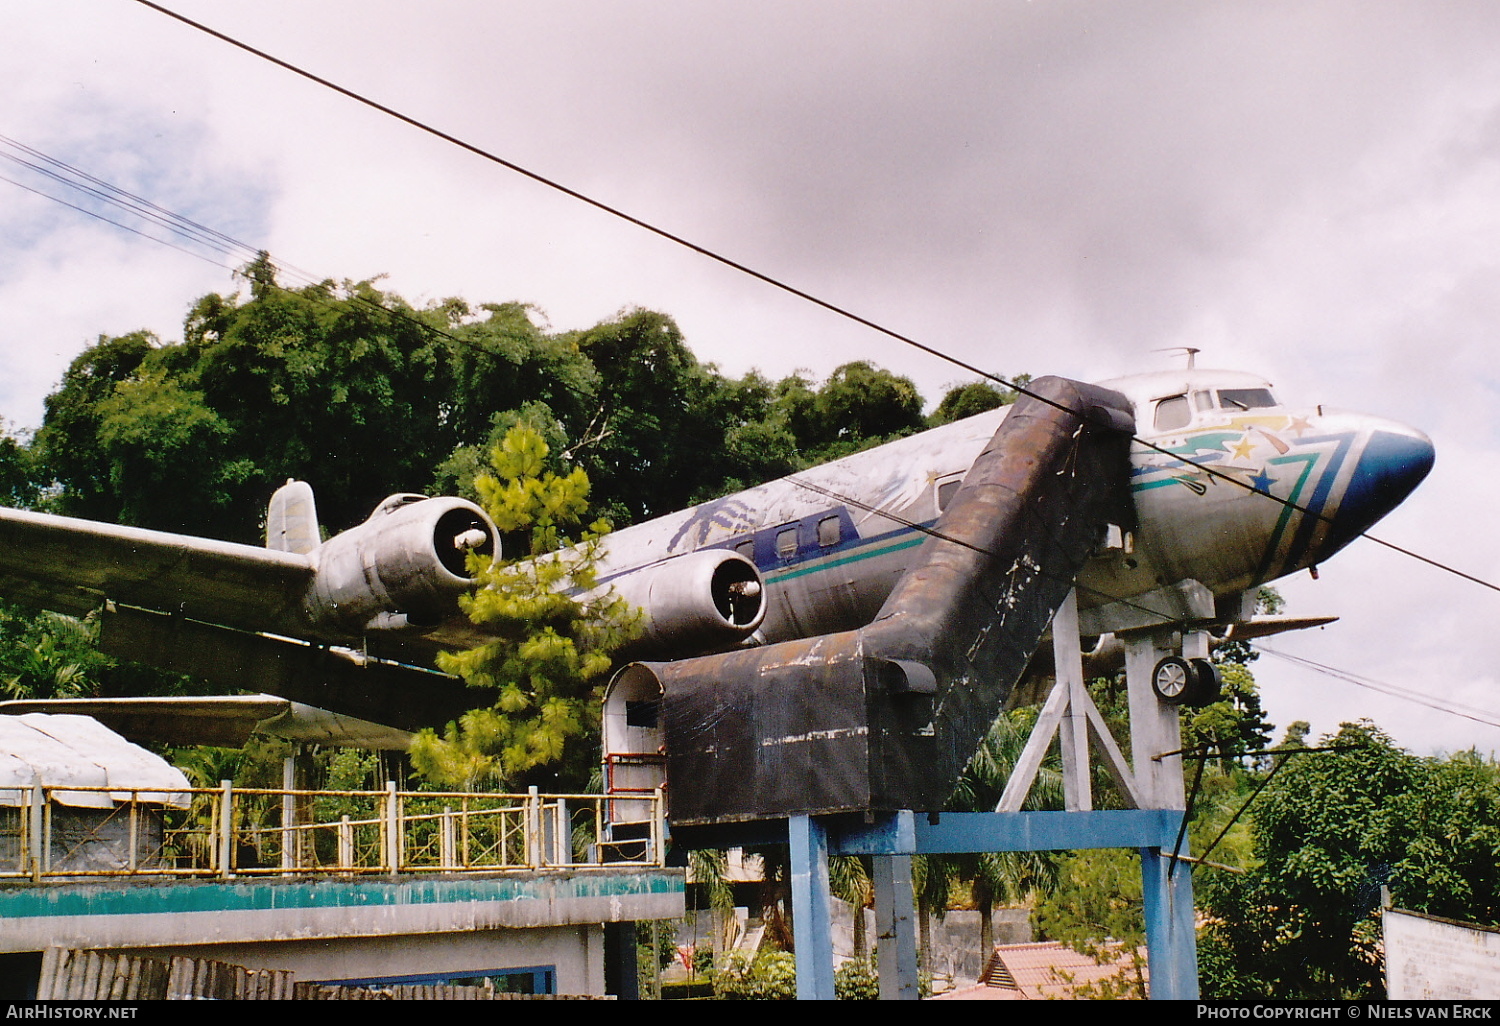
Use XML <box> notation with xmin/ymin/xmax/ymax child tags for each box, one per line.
<box><xmin>933</xmin><ymin>941</ymin><xmax>1146</xmax><ymax>1000</ymax></box>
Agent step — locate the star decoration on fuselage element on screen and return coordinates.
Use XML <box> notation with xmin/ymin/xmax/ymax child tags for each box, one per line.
<box><xmin>1248</xmin><ymin>467</ymin><xmax>1276</xmax><ymax>494</ymax></box>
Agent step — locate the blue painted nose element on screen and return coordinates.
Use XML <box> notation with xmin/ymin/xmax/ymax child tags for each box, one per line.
<box><xmin>1322</xmin><ymin>427</ymin><xmax>1435</xmax><ymax>557</ymax></box>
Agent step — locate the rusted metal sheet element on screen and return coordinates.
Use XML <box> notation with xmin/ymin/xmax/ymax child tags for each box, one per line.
<box><xmin>36</xmin><ymin>948</ymin><xmax>294</xmax><ymax>1000</ymax></box>
<box><xmin>641</xmin><ymin>376</ymin><xmax>1134</xmax><ymax>825</ymax></box>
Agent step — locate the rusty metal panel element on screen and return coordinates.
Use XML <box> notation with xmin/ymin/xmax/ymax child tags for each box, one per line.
<box><xmin>38</xmin><ymin>948</ymin><xmax>293</xmax><ymax>1000</ymax></box>
<box><xmin>652</xmin><ymin>376</ymin><xmax>1134</xmax><ymax>826</ymax></box>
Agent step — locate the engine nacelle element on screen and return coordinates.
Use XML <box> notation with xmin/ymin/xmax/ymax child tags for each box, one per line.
<box><xmin>607</xmin><ymin>549</ymin><xmax>766</xmax><ymax>657</ymax></box>
<box><xmin>303</xmin><ymin>494</ymin><xmax>497</xmax><ymax>636</ymax></box>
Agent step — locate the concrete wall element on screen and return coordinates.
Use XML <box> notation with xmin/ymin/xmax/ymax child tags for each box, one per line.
<box><xmin>928</xmin><ymin>908</ymin><xmax>1033</xmax><ymax>983</ymax></box>
<box><xmin>116</xmin><ymin>924</ymin><xmax>606</xmax><ymax>995</ymax></box>
<box><xmin>0</xmin><ymin>868</ymin><xmax>683</xmax><ymax>997</ymax></box>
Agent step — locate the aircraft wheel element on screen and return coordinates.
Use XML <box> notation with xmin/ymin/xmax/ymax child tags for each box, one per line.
<box><xmin>1151</xmin><ymin>656</ymin><xmax>1194</xmax><ymax>705</ymax></box>
<box><xmin>1187</xmin><ymin>658</ymin><xmax>1222</xmax><ymax>707</ymax></box>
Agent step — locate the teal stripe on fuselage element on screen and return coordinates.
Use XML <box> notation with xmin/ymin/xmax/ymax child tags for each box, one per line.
<box><xmin>766</xmin><ymin>528</ymin><xmax>928</xmax><ymax>584</ymax></box>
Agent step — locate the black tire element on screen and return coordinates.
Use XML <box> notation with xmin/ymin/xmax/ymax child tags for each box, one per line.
<box><xmin>1187</xmin><ymin>658</ymin><xmax>1222</xmax><ymax>707</ymax></box>
<box><xmin>1151</xmin><ymin>656</ymin><xmax>1194</xmax><ymax>705</ymax></box>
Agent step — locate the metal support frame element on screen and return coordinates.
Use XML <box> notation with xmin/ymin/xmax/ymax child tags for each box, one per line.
<box><xmin>779</xmin><ymin>592</ymin><xmax>1206</xmax><ymax>1000</ymax></box>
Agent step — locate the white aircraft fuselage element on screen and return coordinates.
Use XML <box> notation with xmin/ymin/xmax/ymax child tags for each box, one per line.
<box><xmin>594</xmin><ymin>367</ymin><xmax>1433</xmax><ymax>649</ymax></box>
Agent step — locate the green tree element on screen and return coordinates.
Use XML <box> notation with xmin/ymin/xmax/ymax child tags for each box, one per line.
<box><xmin>408</xmin><ymin>425</ymin><xmax>636</xmax><ymax>789</ymax></box>
<box><xmin>1196</xmin><ymin>721</ymin><xmax>1500</xmax><ymax>999</ymax></box>
<box><xmin>0</xmin><ymin>600</ymin><xmax>199</xmax><ymax>703</ymax></box>
<box><xmin>780</xmin><ymin>361</ymin><xmax>926</xmax><ymax>465</ymax></box>
<box><xmin>712</xmin><ymin>950</ymin><xmax>797</xmax><ymax>1000</ymax></box>
<box><xmin>929</xmin><ymin>376</ymin><xmax>1027</xmax><ymax>426</ymax></box>
<box><xmin>0</xmin><ymin>419</ymin><xmax>43</xmax><ymax>509</ymax></box>
<box><xmin>0</xmin><ymin>605</ymin><xmax>107</xmax><ymax>701</ymax></box>
<box><xmin>1036</xmin><ymin>848</ymin><xmax>1149</xmax><ymax>999</ymax></box>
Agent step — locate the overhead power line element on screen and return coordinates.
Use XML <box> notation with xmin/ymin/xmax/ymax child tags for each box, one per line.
<box><xmin>129</xmin><ymin>0</ymin><xmax>1498</xmax><ymax>599</ymax></box>
<box><xmin>4</xmin><ymin>140</ymin><xmax>1495</xmax><ymax>733</ymax></box>
<box><xmin>1256</xmin><ymin>644</ymin><xmax>1500</xmax><ymax>732</ymax></box>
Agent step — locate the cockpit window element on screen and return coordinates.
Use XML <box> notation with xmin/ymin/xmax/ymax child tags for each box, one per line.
<box><xmin>1217</xmin><ymin>388</ymin><xmax>1276</xmax><ymax>411</ymax></box>
<box><xmin>1154</xmin><ymin>395</ymin><xmax>1192</xmax><ymax>432</ymax></box>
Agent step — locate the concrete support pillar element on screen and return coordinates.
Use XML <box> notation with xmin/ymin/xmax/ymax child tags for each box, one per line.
<box><xmin>1053</xmin><ymin>589</ymin><xmax>1091</xmax><ymax>811</ymax></box>
<box><xmin>789</xmin><ymin>815</ymin><xmax>835</xmax><ymax>1000</ymax></box>
<box><xmin>872</xmin><ymin>854</ymin><xmax>919</xmax><ymax>1000</ymax></box>
<box><xmin>1140</xmin><ymin>845</ymin><xmax>1199</xmax><ymax>999</ymax></box>
<box><xmin>1123</xmin><ymin>631</ymin><xmax>1197</xmax><ymax>999</ymax></box>
<box><xmin>1123</xmin><ymin>633</ymin><xmax>1186</xmax><ymax>810</ymax></box>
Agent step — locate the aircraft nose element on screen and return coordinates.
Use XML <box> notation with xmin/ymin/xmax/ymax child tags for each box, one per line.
<box><xmin>1322</xmin><ymin>422</ymin><xmax>1434</xmax><ymax>555</ymax></box>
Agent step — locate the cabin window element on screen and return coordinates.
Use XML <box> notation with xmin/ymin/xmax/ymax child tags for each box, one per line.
<box><xmin>817</xmin><ymin>516</ymin><xmax>841</xmax><ymax>547</ymax></box>
<box><xmin>775</xmin><ymin>527</ymin><xmax>798</xmax><ymax>559</ymax></box>
<box><xmin>1154</xmin><ymin>395</ymin><xmax>1191</xmax><ymax>432</ymax></box>
<box><xmin>1217</xmin><ymin>388</ymin><xmax>1276</xmax><ymax>411</ymax></box>
<box><xmin>936</xmin><ymin>478</ymin><xmax>962</xmax><ymax>513</ymax></box>
<box><xmin>735</xmin><ymin>539</ymin><xmax>756</xmax><ymax>561</ymax></box>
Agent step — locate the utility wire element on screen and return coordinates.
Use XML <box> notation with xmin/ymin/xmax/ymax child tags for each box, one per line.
<box><xmin>129</xmin><ymin>0</ymin><xmax>1499</xmax><ymax>598</ymax></box>
<box><xmin>3</xmin><ymin>127</ymin><xmax>1193</xmax><ymax>631</ymax></box>
<box><xmin>7</xmin><ymin>137</ymin><xmax>1498</xmax><ymax>737</ymax></box>
<box><xmin>1255</xmin><ymin>644</ymin><xmax>1500</xmax><ymax>731</ymax></box>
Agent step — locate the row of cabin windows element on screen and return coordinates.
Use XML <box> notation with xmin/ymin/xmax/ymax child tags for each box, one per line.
<box><xmin>733</xmin><ymin>514</ymin><xmax>845</xmax><ymax>564</ymax></box>
<box><xmin>731</xmin><ymin>477</ymin><xmax>965</xmax><ymax>566</ymax></box>
<box><xmin>1153</xmin><ymin>387</ymin><xmax>1278</xmax><ymax>433</ymax></box>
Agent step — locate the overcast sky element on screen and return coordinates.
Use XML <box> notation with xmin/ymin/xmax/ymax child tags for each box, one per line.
<box><xmin>2</xmin><ymin>0</ymin><xmax>1498</xmax><ymax>757</ymax></box>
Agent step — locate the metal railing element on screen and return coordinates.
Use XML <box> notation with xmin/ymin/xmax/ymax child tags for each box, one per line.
<box><xmin>0</xmin><ymin>783</ymin><xmax>665</xmax><ymax>881</ymax></box>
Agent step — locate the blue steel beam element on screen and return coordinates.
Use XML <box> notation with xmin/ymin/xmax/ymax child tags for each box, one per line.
<box><xmin>831</xmin><ymin>809</ymin><xmax>1182</xmax><ymax>856</ymax></box>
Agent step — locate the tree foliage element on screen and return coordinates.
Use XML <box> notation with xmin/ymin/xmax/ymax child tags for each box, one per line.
<box><xmin>6</xmin><ymin>262</ymin><xmax>1044</xmax><ymax>791</ymax></box>
<box><xmin>1199</xmin><ymin>721</ymin><xmax>1500</xmax><ymax>999</ymax></box>
<box><xmin>408</xmin><ymin>425</ymin><xmax>636</xmax><ymax>789</ymax></box>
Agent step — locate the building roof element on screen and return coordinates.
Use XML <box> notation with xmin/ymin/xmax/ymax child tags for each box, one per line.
<box><xmin>933</xmin><ymin>941</ymin><xmax>1146</xmax><ymax>1000</ymax></box>
<box><xmin>0</xmin><ymin>714</ymin><xmax>191</xmax><ymax>808</ymax></box>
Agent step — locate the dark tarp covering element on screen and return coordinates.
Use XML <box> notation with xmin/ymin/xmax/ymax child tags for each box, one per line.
<box><xmin>640</xmin><ymin>376</ymin><xmax>1134</xmax><ymax>826</ymax></box>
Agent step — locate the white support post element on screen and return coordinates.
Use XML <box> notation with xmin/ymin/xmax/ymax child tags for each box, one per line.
<box><xmin>218</xmin><ymin>780</ymin><xmax>234</xmax><ymax>880</ymax></box>
<box><xmin>1001</xmin><ymin>588</ymin><xmax>1142</xmax><ymax>812</ymax></box>
<box><xmin>384</xmin><ymin>780</ymin><xmax>401</xmax><ymax>871</ymax></box>
<box><xmin>441</xmin><ymin>807</ymin><xmax>456</xmax><ymax>869</ymax></box>
<box><xmin>1123</xmin><ymin>633</ymin><xmax>1186</xmax><ymax>810</ymax></box>
<box><xmin>281</xmin><ymin>753</ymin><xmax>296</xmax><ymax>873</ymax></box>
<box><xmin>526</xmin><ymin>786</ymin><xmax>542</xmax><ymax>868</ymax></box>
<box><xmin>1053</xmin><ymin>590</ymin><xmax>1092</xmax><ymax>811</ymax></box>
<box><xmin>998</xmin><ymin>676</ymin><xmax>1070</xmax><ymax>812</ymax></box>
<box><xmin>27</xmin><ymin>784</ymin><xmax>43</xmax><ymax>883</ymax></box>
<box><xmin>127</xmin><ymin>795</ymin><xmax>139</xmax><ymax>873</ymax></box>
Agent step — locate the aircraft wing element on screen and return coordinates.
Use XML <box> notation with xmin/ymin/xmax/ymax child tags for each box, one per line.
<box><xmin>0</xmin><ymin>695</ymin><xmax>413</xmax><ymax>750</ymax></box>
<box><xmin>0</xmin><ymin>507</ymin><xmax>314</xmax><ymax>634</ymax></box>
<box><xmin>1217</xmin><ymin>615</ymin><xmax>1338</xmax><ymax>641</ymax></box>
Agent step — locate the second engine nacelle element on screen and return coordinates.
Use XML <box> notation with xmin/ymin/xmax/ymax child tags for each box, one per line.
<box><xmin>606</xmin><ymin>549</ymin><xmax>766</xmax><ymax>657</ymax></box>
<box><xmin>303</xmin><ymin>493</ymin><xmax>497</xmax><ymax>636</ymax></box>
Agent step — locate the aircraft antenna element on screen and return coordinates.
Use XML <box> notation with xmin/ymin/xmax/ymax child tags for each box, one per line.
<box><xmin>1152</xmin><ymin>346</ymin><xmax>1200</xmax><ymax>369</ymax></box>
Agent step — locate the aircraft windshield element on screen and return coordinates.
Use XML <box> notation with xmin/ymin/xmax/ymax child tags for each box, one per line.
<box><xmin>1217</xmin><ymin>388</ymin><xmax>1276</xmax><ymax>410</ymax></box>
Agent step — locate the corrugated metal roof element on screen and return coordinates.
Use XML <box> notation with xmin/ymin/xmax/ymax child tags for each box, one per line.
<box><xmin>0</xmin><ymin>714</ymin><xmax>190</xmax><ymax>808</ymax></box>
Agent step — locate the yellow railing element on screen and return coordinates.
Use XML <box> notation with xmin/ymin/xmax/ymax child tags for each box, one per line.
<box><xmin>0</xmin><ymin>783</ymin><xmax>665</xmax><ymax>881</ymax></box>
